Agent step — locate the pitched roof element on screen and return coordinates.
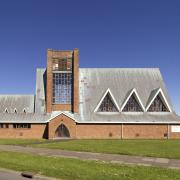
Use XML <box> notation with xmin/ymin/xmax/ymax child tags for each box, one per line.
<box><xmin>0</xmin><ymin>113</ymin><xmax>50</xmax><ymax>123</ymax></box>
<box><xmin>35</xmin><ymin>68</ymin><xmax>46</xmax><ymax>113</ymax></box>
<box><xmin>34</xmin><ymin>67</ymin><xmax>179</xmax><ymax>123</ymax></box>
<box><xmin>0</xmin><ymin>95</ymin><xmax>34</xmax><ymax>113</ymax></box>
<box><xmin>79</xmin><ymin>68</ymin><xmax>174</xmax><ymax>122</ymax></box>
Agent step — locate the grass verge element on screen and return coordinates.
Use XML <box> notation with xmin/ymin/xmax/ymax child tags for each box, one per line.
<box><xmin>0</xmin><ymin>151</ymin><xmax>180</xmax><ymax>180</ymax></box>
<box><xmin>31</xmin><ymin>139</ymin><xmax>180</xmax><ymax>159</ymax></box>
<box><xmin>0</xmin><ymin>139</ymin><xmax>45</xmax><ymax>145</ymax></box>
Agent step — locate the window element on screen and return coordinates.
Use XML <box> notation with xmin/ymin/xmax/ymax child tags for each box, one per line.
<box><xmin>14</xmin><ymin>109</ymin><xmax>17</xmax><ymax>113</ymax></box>
<box><xmin>5</xmin><ymin>109</ymin><xmax>8</xmax><ymax>113</ymax></box>
<box><xmin>52</xmin><ymin>58</ymin><xmax>72</xmax><ymax>71</ymax></box>
<box><xmin>52</xmin><ymin>73</ymin><xmax>72</xmax><ymax>104</ymax></box>
<box><xmin>23</xmin><ymin>109</ymin><xmax>26</xmax><ymax>113</ymax></box>
<box><xmin>13</xmin><ymin>124</ymin><xmax>31</xmax><ymax>129</ymax></box>
<box><xmin>97</xmin><ymin>92</ymin><xmax>118</xmax><ymax>112</ymax></box>
<box><xmin>122</xmin><ymin>93</ymin><xmax>143</xmax><ymax>112</ymax></box>
<box><xmin>148</xmin><ymin>95</ymin><xmax>169</xmax><ymax>112</ymax></box>
<box><xmin>0</xmin><ymin>124</ymin><xmax>9</xmax><ymax>128</ymax></box>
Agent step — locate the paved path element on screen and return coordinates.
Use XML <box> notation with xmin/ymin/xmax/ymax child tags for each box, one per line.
<box><xmin>0</xmin><ymin>145</ymin><xmax>180</xmax><ymax>169</ymax></box>
<box><xmin>0</xmin><ymin>168</ymin><xmax>54</xmax><ymax>180</ymax></box>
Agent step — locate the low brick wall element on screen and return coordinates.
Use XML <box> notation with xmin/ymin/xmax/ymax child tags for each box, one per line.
<box><xmin>1</xmin><ymin>116</ymin><xmax>180</xmax><ymax>139</ymax></box>
<box><xmin>122</xmin><ymin>124</ymin><xmax>168</xmax><ymax>139</ymax></box>
<box><xmin>0</xmin><ymin>124</ymin><xmax>47</xmax><ymax>139</ymax></box>
<box><xmin>76</xmin><ymin>124</ymin><xmax>122</xmax><ymax>139</ymax></box>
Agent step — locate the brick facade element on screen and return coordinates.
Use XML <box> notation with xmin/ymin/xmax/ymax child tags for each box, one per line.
<box><xmin>48</xmin><ymin>114</ymin><xmax>76</xmax><ymax>139</ymax></box>
<box><xmin>122</xmin><ymin>124</ymin><xmax>168</xmax><ymax>139</ymax></box>
<box><xmin>1</xmin><ymin>119</ymin><xmax>180</xmax><ymax>139</ymax></box>
<box><xmin>0</xmin><ymin>124</ymin><xmax>47</xmax><ymax>139</ymax></box>
<box><xmin>46</xmin><ymin>49</ymin><xmax>79</xmax><ymax>113</ymax></box>
<box><xmin>1</xmin><ymin>49</ymin><xmax>179</xmax><ymax>140</ymax></box>
<box><xmin>76</xmin><ymin>124</ymin><xmax>122</xmax><ymax>139</ymax></box>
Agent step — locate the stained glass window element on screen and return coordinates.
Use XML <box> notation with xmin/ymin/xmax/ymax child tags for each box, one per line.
<box><xmin>148</xmin><ymin>95</ymin><xmax>169</xmax><ymax>112</ymax></box>
<box><xmin>97</xmin><ymin>93</ymin><xmax>118</xmax><ymax>112</ymax></box>
<box><xmin>52</xmin><ymin>73</ymin><xmax>72</xmax><ymax>104</ymax></box>
<box><xmin>122</xmin><ymin>93</ymin><xmax>143</xmax><ymax>112</ymax></box>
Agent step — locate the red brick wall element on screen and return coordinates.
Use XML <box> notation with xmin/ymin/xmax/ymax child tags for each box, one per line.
<box><xmin>76</xmin><ymin>124</ymin><xmax>122</xmax><ymax>139</ymax></box>
<box><xmin>72</xmin><ymin>49</ymin><xmax>79</xmax><ymax>113</ymax></box>
<box><xmin>46</xmin><ymin>49</ymin><xmax>79</xmax><ymax>113</ymax></box>
<box><xmin>75</xmin><ymin>124</ymin><xmax>176</xmax><ymax>139</ymax></box>
<box><xmin>2</xmin><ymin>120</ymin><xmax>180</xmax><ymax>139</ymax></box>
<box><xmin>0</xmin><ymin>124</ymin><xmax>47</xmax><ymax>139</ymax></box>
<box><xmin>170</xmin><ymin>125</ymin><xmax>180</xmax><ymax>139</ymax></box>
<box><xmin>48</xmin><ymin>114</ymin><xmax>76</xmax><ymax>139</ymax></box>
<box><xmin>122</xmin><ymin>124</ymin><xmax>168</xmax><ymax>139</ymax></box>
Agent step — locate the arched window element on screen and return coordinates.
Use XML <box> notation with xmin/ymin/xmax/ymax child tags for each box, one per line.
<box><xmin>14</xmin><ymin>109</ymin><xmax>17</xmax><ymax>113</ymax></box>
<box><xmin>5</xmin><ymin>108</ymin><xmax>9</xmax><ymax>113</ymax></box>
<box><xmin>23</xmin><ymin>109</ymin><xmax>26</xmax><ymax>113</ymax></box>
<box><xmin>55</xmin><ymin>124</ymin><xmax>70</xmax><ymax>138</ymax></box>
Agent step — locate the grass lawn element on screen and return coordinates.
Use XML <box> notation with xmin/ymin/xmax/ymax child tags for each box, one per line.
<box><xmin>30</xmin><ymin>139</ymin><xmax>180</xmax><ymax>159</ymax></box>
<box><xmin>0</xmin><ymin>151</ymin><xmax>180</xmax><ymax>180</ymax></box>
<box><xmin>0</xmin><ymin>139</ymin><xmax>45</xmax><ymax>145</ymax></box>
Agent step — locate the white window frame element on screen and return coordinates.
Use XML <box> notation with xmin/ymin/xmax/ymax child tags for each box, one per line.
<box><xmin>4</xmin><ymin>108</ymin><xmax>9</xmax><ymax>113</ymax></box>
<box><xmin>145</xmin><ymin>88</ymin><xmax>172</xmax><ymax>112</ymax></box>
<box><xmin>121</xmin><ymin>88</ymin><xmax>145</xmax><ymax>112</ymax></box>
<box><xmin>94</xmin><ymin>88</ymin><xmax>120</xmax><ymax>112</ymax></box>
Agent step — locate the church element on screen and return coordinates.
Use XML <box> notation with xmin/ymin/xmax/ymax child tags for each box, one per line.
<box><xmin>0</xmin><ymin>48</ymin><xmax>180</xmax><ymax>139</ymax></box>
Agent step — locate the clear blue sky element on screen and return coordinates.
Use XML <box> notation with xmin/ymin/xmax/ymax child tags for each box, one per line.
<box><xmin>0</xmin><ymin>0</ymin><xmax>180</xmax><ymax>114</ymax></box>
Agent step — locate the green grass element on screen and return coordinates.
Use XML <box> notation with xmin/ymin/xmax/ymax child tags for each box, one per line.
<box><xmin>2</xmin><ymin>139</ymin><xmax>180</xmax><ymax>159</ymax></box>
<box><xmin>0</xmin><ymin>139</ymin><xmax>45</xmax><ymax>145</ymax></box>
<box><xmin>31</xmin><ymin>139</ymin><xmax>180</xmax><ymax>159</ymax></box>
<box><xmin>0</xmin><ymin>151</ymin><xmax>180</xmax><ymax>180</ymax></box>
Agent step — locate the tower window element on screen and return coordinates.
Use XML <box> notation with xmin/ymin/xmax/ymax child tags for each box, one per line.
<box><xmin>52</xmin><ymin>73</ymin><xmax>72</xmax><ymax>104</ymax></box>
<box><xmin>52</xmin><ymin>58</ymin><xmax>72</xmax><ymax>71</ymax></box>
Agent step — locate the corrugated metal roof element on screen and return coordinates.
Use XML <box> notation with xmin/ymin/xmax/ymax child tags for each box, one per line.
<box><xmin>79</xmin><ymin>68</ymin><xmax>175</xmax><ymax>122</ymax></box>
<box><xmin>0</xmin><ymin>113</ymin><xmax>50</xmax><ymax>123</ymax></box>
<box><xmin>0</xmin><ymin>95</ymin><xmax>34</xmax><ymax>113</ymax></box>
<box><xmin>0</xmin><ymin>67</ymin><xmax>178</xmax><ymax>124</ymax></box>
<box><xmin>35</xmin><ymin>68</ymin><xmax>46</xmax><ymax>113</ymax></box>
<box><xmin>80</xmin><ymin>112</ymin><xmax>180</xmax><ymax>124</ymax></box>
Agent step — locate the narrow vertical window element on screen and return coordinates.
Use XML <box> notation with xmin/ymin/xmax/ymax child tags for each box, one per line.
<box><xmin>52</xmin><ymin>57</ymin><xmax>72</xmax><ymax>104</ymax></box>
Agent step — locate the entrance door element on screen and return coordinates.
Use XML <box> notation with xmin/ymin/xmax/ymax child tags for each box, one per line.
<box><xmin>55</xmin><ymin>124</ymin><xmax>70</xmax><ymax>138</ymax></box>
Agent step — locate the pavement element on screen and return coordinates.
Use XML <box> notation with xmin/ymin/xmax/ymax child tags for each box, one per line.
<box><xmin>0</xmin><ymin>168</ymin><xmax>55</xmax><ymax>180</ymax></box>
<box><xmin>0</xmin><ymin>145</ymin><xmax>180</xmax><ymax>170</ymax></box>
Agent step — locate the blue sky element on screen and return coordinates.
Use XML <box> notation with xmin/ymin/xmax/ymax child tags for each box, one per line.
<box><xmin>0</xmin><ymin>0</ymin><xmax>180</xmax><ymax>114</ymax></box>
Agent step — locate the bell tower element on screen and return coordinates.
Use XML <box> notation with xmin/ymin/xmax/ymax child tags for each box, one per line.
<box><xmin>46</xmin><ymin>49</ymin><xmax>79</xmax><ymax>113</ymax></box>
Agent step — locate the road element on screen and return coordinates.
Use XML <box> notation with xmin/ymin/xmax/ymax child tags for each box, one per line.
<box><xmin>0</xmin><ymin>168</ymin><xmax>54</xmax><ymax>180</ymax></box>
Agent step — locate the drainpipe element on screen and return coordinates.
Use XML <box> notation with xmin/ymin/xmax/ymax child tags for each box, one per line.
<box><xmin>121</xmin><ymin>124</ymin><xmax>123</xmax><ymax>139</ymax></box>
<box><xmin>167</xmin><ymin>124</ymin><xmax>170</xmax><ymax>139</ymax></box>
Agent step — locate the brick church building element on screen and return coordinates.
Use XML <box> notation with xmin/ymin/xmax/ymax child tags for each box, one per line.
<box><xmin>0</xmin><ymin>48</ymin><xmax>180</xmax><ymax>139</ymax></box>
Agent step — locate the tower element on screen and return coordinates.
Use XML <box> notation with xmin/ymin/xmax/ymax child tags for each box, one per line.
<box><xmin>46</xmin><ymin>49</ymin><xmax>79</xmax><ymax>113</ymax></box>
